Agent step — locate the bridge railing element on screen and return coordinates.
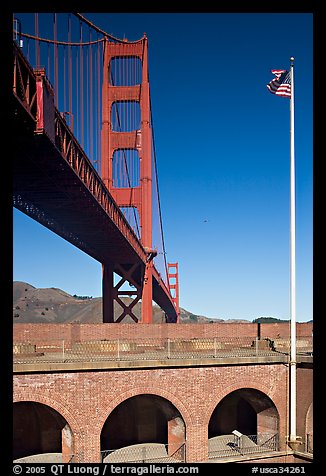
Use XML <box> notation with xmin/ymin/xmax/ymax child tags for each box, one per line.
<box><xmin>100</xmin><ymin>442</ymin><xmax>185</xmax><ymax>463</ymax></box>
<box><xmin>13</xmin><ymin>336</ymin><xmax>313</xmax><ymax>364</ymax></box>
<box><xmin>13</xmin><ymin>41</ymin><xmax>37</xmax><ymax>121</ymax></box>
<box><xmin>208</xmin><ymin>433</ymin><xmax>279</xmax><ymax>460</ymax></box>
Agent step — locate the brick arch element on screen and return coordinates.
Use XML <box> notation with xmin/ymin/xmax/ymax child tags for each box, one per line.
<box><xmin>13</xmin><ymin>390</ymin><xmax>80</xmax><ymax>436</ymax></box>
<box><xmin>96</xmin><ymin>386</ymin><xmax>193</xmax><ymax>435</ymax></box>
<box><xmin>305</xmin><ymin>401</ymin><xmax>313</xmax><ymax>435</ymax></box>
<box><xmin>203</xmin><ymin>377</ymin><xmax>282</xmax><ymax>428</ymax></box>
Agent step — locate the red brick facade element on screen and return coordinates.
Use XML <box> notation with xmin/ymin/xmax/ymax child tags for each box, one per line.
<box><xmin>13</xmin><ymin>323</ymin><xmax>313</xmax><ymax>463</ymax></box>
<box><xmin>13</xmin><ymin>322</ymin><xmax>312</xmax><ymax>343</ymax></box>
<box><xmin>14</xmin><ymin>364</ymin><xmax>291</xmax><ymax>462</ymax></box>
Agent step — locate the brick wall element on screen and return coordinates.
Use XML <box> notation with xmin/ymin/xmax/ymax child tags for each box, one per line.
<box><xmin>14</xmin><ymin>363</ymin><xmax>293</xmax><ymax>463</ymax></box>
<box><xmin>13</xmin><ymin>322</ymin><xmax>313</xmax><ymax>344</ymax></box>
<box><xmin>296</xmin><ymin>366</ymin><xmax>313</xmax><ymax>451</ymax></box>
<box><xmin>13</xmin><ymin>322</ymin><xmax>313</xmax><ymax>463</ymax></box>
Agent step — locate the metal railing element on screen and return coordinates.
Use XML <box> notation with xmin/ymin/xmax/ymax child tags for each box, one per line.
<box><xmin>208</xmin><ymin>433</ymin><xmax>279</xmax><ymax>460</ymax></box>
<box><xmin>101</xmin><ymin>442</ymin><xmax>185</xmax><ymax>463</ymax></box>
<box><xmin>13</xmin><ymin>41</ymin><xmax>37</xmax><ymax>121</ymax></box>
<box><xmin>13</xmin><ymin>336</ymin><xmax>313</xmax><ymax>365</ymax></box>
<box><xmin>306</xmin><ymin>433</ymin><xmax>313</xmax><ymax>454</ymax></box>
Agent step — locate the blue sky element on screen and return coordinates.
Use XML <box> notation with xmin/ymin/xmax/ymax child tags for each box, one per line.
<box><xmin>13</xmin><ymin>12</ymin><xmax>313</xmax><ymax>322</ymax></box>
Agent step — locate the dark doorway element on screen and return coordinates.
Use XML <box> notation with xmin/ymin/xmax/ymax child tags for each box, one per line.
<box><xmin>209</xmin><ymin>388</ymin><xmax>279</xmax><ymax>438</ymax></box>
<box><xmin>101</xmin><ymin>394</ymin><xmax>185</xmax><ymax>452</ymax></box>
<box><xmin>13</xmin><ymin>401</ymin><xmax>69</xmax><ymax>460</ymax></box>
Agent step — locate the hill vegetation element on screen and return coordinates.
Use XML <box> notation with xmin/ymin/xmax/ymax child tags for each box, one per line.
<box><xmin>253</xmin><ymin>317</ymin><xmax>290</xmax><ymax>323</ymax></box>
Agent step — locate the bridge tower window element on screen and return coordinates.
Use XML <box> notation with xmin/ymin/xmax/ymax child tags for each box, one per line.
<box><xmin>112</xmin><ymin>149</ymin><xmax>140</xmax><ymax>188</ymax></box>
<box><xmin>109</xmin><ymin>56</ymin><xmax>142</xmax><ymax>86</ymax></box>
<box><xmin>111</xmin><ymin>101</ymin><xmax>141</xmax><ymax>132</ymax></box>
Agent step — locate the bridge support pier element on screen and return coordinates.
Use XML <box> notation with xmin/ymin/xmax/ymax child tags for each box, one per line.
<box><xmin>103</xmin><ymin>263</ymin><xmax>153</xmax><ymax>323</ymax></box>
<box><xmin>141</xmin><ymin>260</ymin><xmax>153</xmax><ymax>324</ymax></box>
<box><xmin>102</xmin><ymin>264</ymin><xmax>114</xmax><ymax>323</ymax></box>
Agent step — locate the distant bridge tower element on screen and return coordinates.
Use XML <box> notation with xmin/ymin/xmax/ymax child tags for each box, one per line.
<box><xmin>168</xmin><ymin>263</ymin><xmax>180</xmax><ymax>323</ymax></box>
<box><xmin>101</xmin><ymin>36</ymin><xmax>156</xmax><ymax>323</ymax></box>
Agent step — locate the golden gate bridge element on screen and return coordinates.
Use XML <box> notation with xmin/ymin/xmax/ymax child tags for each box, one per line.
<box><xmin>13</xmin><ymin>12</ymin><xmax>180</xmax><ymax>323</ymax></box>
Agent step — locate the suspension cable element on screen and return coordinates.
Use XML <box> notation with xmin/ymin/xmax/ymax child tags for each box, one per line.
<box><xmin>74</xmin><ymin>13</ymin><xmax>145</xmax><ymax>44</ymax></box>
<box><xmin>16</xmin><ymin>30</ymin><xmax>105</xmax><ymax>46</ymax></box>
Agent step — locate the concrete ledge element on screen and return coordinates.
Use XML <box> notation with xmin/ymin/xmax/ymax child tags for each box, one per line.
<box><xmin>292</xmin><ymin>450</ymin><xmax>313</xmax><ymax>461</ymax></box>
<box><xmin>208</xmin><ymin>450</ymin><xmax>313</xmax><ymax>464</ymax></box>
<box><xmin>13</xmin><ymin>354</ymin><xmax>288</xmax><ymax>373</ymax></box>
<box><xmin>297</xmin><ymin>355</ymin><xmax>313</xmax><ymax>364</ymax></box>
<box><xmin>208</xmin><ymin>450</ymin><xmax>294</xmax><ymax>463</ymax></box>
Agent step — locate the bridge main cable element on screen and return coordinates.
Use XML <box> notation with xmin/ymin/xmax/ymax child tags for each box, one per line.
<box><xmin>74</xmin><ymin>13</ymin><xmax>146</xmax><ymax>44</ymax></box>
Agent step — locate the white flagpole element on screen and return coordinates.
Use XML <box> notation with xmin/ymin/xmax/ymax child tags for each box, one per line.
<box><xmin>289</xmin><ymin>56</ymin><xmax>297</xmax><ymax>445</ymax></box>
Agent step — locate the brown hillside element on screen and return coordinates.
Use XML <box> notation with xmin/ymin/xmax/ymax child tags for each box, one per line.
<box><xmin>13</xmin><ymin>281</ymin><xmax>167</xmax><ymax>324</ymax></box>
<box><xmin>13</xmin><ymin>281</ymin><xmax>250</xmax><ymax>324</ymax></box>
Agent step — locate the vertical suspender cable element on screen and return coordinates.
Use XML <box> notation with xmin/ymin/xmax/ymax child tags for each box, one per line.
<box><xmin>89</xmin><ymin>29</ymin><xmax>94</xmax><ymax>164</ymax></box>
<box><xmin>76</xmin><ymin>45</ymin><xmax>79</xmax><ymax>140</ymax></box>
<box><xmin>79</xmin><ymin>20</ymin><xmax>84</xmax><ymax>149</ymax></box>
<box><xmin>85</xmin><ymin>33</ymin><xmax>89</xmax><ymax>156</ymax></box>
<box><xmin>150</xmin><ymin>85</ymin><xmax>168</xmax><ymax>285</ymax></box>
<box><xmin>53</xmin><ymin>13</ymin><xmax>58</xmax><ymax>108</ymax></box>
<box><xmin>98</xmin><ymin>38</ymin><xmax>102</xmax><ymax>173</ymax></box>
<box><xmin>63</xmin><ymin>45</ymin><xmax>66</xmax><ymax>114</ymax></box>
<box><xmin>68</xmin><ymin>15</ymin><xmax>73</xmax><ymax>132</ymax></box>
<box><xmin>34</xmin><ymin>13</ymin><xmax>40</xmax><ymax>68</ymax></box>
<box><xmin>26</xmin><ymin>38</ymin><xmax>30</xmax><ymax>64</ymax></box>
<box><xmin>47</xmin><ymin>43</ymin><xmax>51</xmax><ymax>81</ymax></box>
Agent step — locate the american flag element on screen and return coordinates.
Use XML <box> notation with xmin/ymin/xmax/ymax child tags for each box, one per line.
<box><xmin>267</xmin><ymin>69</ymin><xmax>291</xmax><ymax>98</ymax></box>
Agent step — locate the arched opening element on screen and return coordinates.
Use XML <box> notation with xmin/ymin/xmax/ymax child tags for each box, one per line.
<box><xmin>100</xmin><ymin>394</ymin><xmax>185</xmax><ymax>462</ymax></box>
<box><xmin>208</xmin><ymin>388</ymin><xmax>279</xmax><ymax>459</ymax></box>
<box><xmin>13</xmin><ymin>401</ymin><xmax>74</xmax><ymax>463</ymax></box>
